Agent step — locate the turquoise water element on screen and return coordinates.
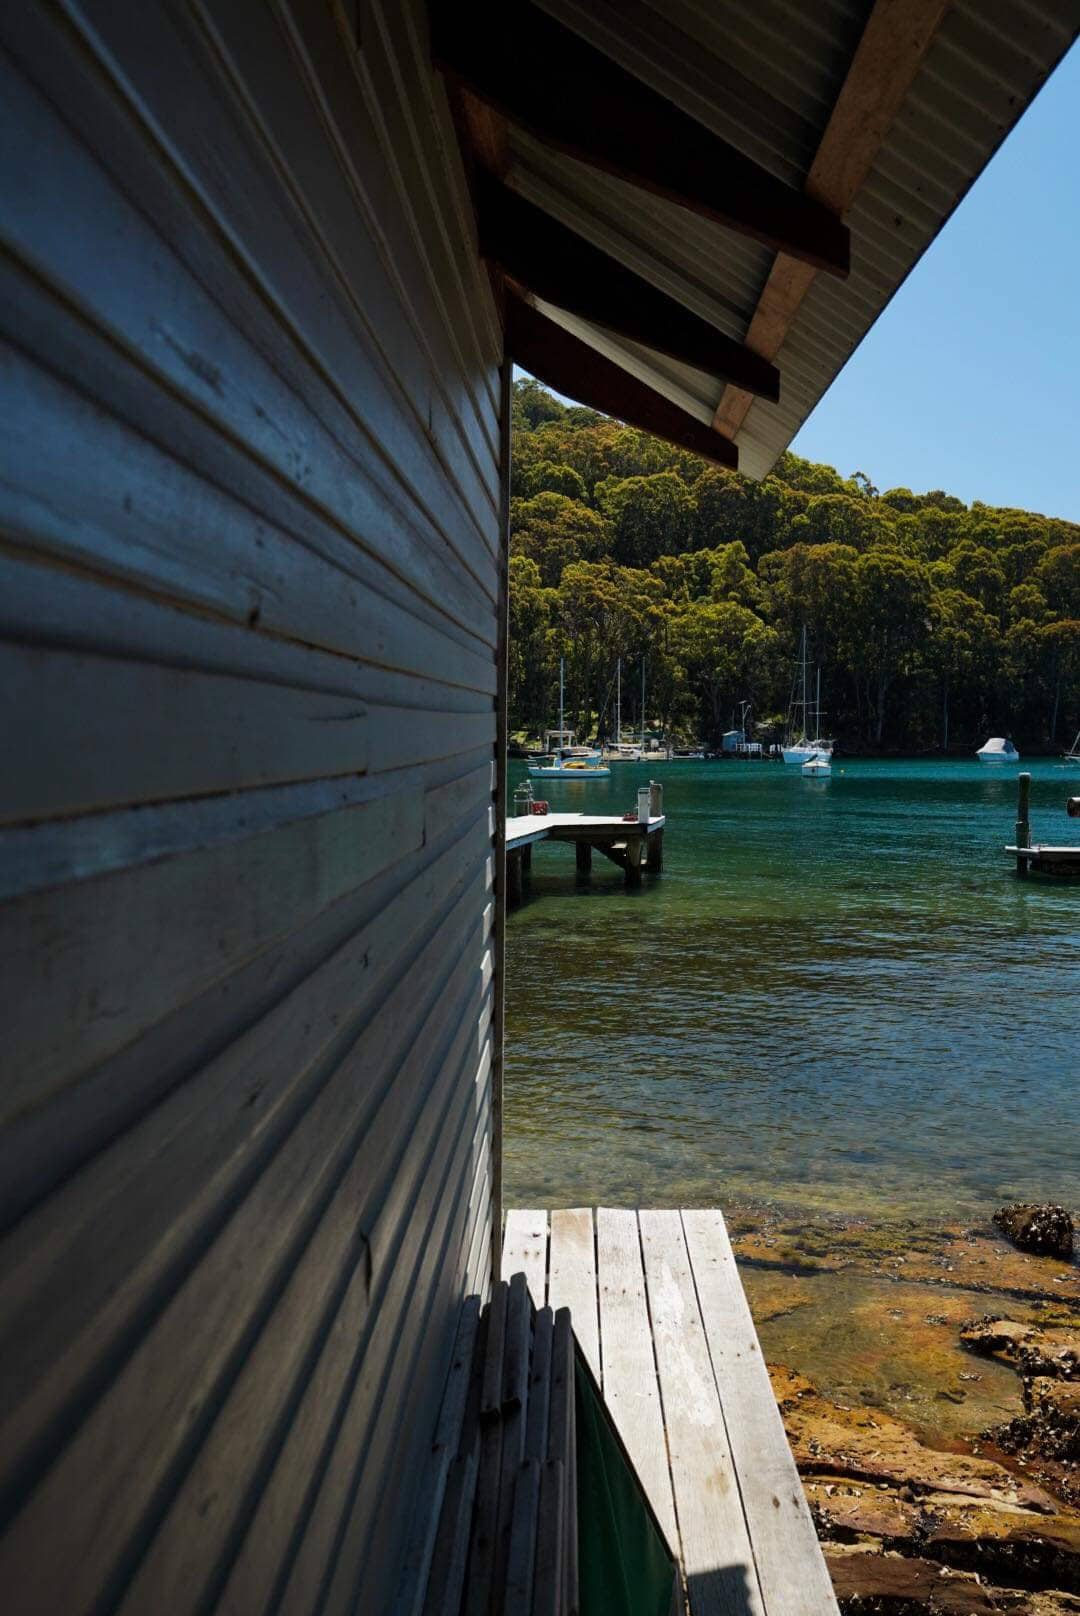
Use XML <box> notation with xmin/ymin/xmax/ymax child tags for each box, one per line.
<box><xmin>504</xmin><ymin>758</ymin><xmax>1080</xmax><ymax>1220</ymax></box>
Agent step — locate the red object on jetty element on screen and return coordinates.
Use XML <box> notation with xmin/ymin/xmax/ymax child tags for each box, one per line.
<box><xmin>530</xmin><ymin>801</ymin><xmax>549</xmax><ymax>815</ymax></box>
<box><xmin>622</xmin><ymin>811</ymin><xmax>637</xmax><ymax>821</ymax></box>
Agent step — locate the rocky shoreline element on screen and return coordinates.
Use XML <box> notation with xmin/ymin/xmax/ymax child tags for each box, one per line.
<box><xmin>730</xmin><ymin>1202</ymin><xmax>1080</xmax><ymax>1611</ymax></box>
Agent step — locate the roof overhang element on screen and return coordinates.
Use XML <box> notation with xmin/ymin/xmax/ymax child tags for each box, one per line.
<box><xmin>430</xmin><ymin>0</ymin><xmax>1079</xmax><ymax>475</ymax></box>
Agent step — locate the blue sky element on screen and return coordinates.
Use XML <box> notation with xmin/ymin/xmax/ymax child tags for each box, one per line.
<box><xmin>792</xmin><ymin>43</ymin><xmax>1080</xmax><ymax>522</ymax></box>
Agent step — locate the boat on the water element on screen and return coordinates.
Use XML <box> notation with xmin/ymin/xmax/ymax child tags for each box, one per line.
<box><xmin>602</xmin><ymin>660</ymin><xmax>643</xmax><ymax>761</ymax></box>
<box><xmin>529</xmin><ymin>659</ymin><xmax>611</xmax><ymax>778</ymax></box>
<box><xmin>671</xmin><ymin>747</ymin><xmax>705</xmax><ymax>760</ymax></box>
<box><xmin>801</xmin><ymin>753</ymin><xmax>832</xmax><ymax>778</ymax></box>
<box><xmin>1064</xmin><ymin>730</ymin><xmax>1080</xmax><ymax>763</ymax></box>
<box><xmin>977</xmin><ymin>736</ymin><xmax>1020</xmax><ymax>763</ymax></box>
<box><xmin>783</xmin><ymin>627</ymin><xmax>833</xmax><ymax>764</ymax></box>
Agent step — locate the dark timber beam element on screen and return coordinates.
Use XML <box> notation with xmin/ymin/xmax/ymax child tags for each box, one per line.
<box><xmin>505</xmin><ymin>291</ymin><xmax>738</xmax><ymax>469</ymax></box>
<box><xmin>713</xmin><ymin>0</ymin><xmax>949</xmax><ymax>439</ymax></box>
<box><xmin>475</xmin><ymin>174</ymin><xmax>780</xmax><ymax>402</ymax></box>
<box><xmin>428</xmin><ymin>0</ymin><xmax>849</xmax><ymax>278</ymax></box>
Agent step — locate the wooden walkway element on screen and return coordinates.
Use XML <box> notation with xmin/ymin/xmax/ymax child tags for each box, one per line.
<box><xmin>502</xmin><ymin>1208</ymin><xmax>838</xmax><ymax>1616</ymax></box>
<box><xmin>505</xmin><ymin>810</ymin><xmax>665</xmax><ymax>853</ymax></box>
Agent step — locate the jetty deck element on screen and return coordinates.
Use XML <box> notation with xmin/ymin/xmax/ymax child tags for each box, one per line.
<box><xmin>502</xmin><ymin>1207</ymin><xmax>838</xmax><ymax>1616</ymax></box>
<box><xmin>505</xmin><ymin>810</ymin><xmax>666</xmax><ymax>903</ymax></box>
<box><xmin>505</xmin><ymin>810</ymin><xmax>666</xmax><ymax>851</ymax></box>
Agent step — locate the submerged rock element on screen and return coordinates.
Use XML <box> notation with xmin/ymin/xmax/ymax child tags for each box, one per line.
<box><xmin>769</xmin><ymin>1364</ymin><xmax>1080</xmax><ymax>1611</ymax></box>
<box><xmin>993</xmin><ymin>1204</ymin><xmax>1075</xmax><ymax>1260</ymax></box>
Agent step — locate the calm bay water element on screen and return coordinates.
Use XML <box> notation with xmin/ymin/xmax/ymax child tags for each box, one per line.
<box><xmin>505</xmin><ymin>758</ymin><xmax>1080</xmax><ymax>1222</ymax></box>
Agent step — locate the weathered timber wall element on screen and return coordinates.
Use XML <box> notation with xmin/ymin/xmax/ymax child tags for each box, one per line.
<box><xmin>0</xmin><ymin>2</ymin><xmax>503</xmax><ymax>1612</ymax></box>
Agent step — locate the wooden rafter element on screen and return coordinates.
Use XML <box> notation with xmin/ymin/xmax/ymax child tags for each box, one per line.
<box><xmin>505</xmin><ymin>291</ymin><xmax>738</xmax><ymax>469</ymax></box>
<box><xmin>474</xmin><ymin>174</ymin><xmax>780</xmax><ymax>401</ymax></box>
<box><xmin>428</xmin><ymin>0</ymin><xmax>849</xmax><ymax>277</ymax></box>
<box><xmin>713</xmin><ymin>0</ymin><xmax>950</xmax><ymax>440</ymax></box>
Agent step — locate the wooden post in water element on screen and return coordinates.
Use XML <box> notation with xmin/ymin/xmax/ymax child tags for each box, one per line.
<box><xmin>1015</xmin><ymin>771</ymin><xmax>1031</xmax><ymax>877</ymax></box>
<box><xmin>575</xmin><ymin>841</ymin><xmax>592</xmax><ymax>879</ymax></box>
<box><xmin>646</xmin><ymin>829</ymin><xmax>664</xmax><ymax>873</ymax></box>
<box><xmin>625</xmin><ymin>835</ymin><xmax>643</xmax><ymax>887</ymax></box>
<box><xmin>507</xmin><ymin>848</ymin><xmax>524</xmax><ymax>906</ymax></box>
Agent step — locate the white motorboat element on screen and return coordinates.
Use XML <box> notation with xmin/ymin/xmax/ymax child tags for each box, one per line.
<box><xmin>801</xmin><ymin>753</ymin><xmax>832</xmax><ymax>777</ymax></box>
<box><xmin>977</xmin><ymin>736</ymin><xmax>1020</xmax><ymax>763</ymax></box>
<box><xmin>1063</xmin><ymin>730</ymin><xmax>1080</xmax><ymax>763</ymax></box>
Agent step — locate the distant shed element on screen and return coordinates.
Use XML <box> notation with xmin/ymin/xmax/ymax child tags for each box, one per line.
<box><xmin>1</xmin><ymin>1</ymin><xmax>1076</xmax><ymax>1611</ymax></box>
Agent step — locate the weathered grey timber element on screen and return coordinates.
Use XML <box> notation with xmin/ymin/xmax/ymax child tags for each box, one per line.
<box><xmin>0</xmin><ymin>3</ymin><xmax>500</xmax><ymax>1613</ymax></box>
<box><xmin>1006</xmin><ymin>773</ymin><xmax>1080</xmax><ymax>878</ymax></box>
<box><xmin>505</xmin><ymin>809</ymin><xmax>666</xmax><ymax>902</ymax></box>
<box><xmin>504</xmin><ymin>1208</ymin><xmax>840</xmax><ymax>1616</ymax></box>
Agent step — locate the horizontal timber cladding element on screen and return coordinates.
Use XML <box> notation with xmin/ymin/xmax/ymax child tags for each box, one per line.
<box><xmin>0</xmin><ymin>0</ymin><xmax>503</xmax><ymax>1612</ymax></box>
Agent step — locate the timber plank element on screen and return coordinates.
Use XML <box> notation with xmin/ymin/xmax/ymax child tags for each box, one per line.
<box><xmin>216</xmin><ymin>1074</ymin><xmax>488</xmax><ymax>1616</ymax></box>
<box><xmin>0</xmin><ymin>640</ymin><xmax>368</xmax><ymax>824</ymax></box>
<box><xmin>176</xmin><ymin>0</ymin><xmax>500</xmax><ymax>544</ymax></box>
<box><xmin>501</xmin><ymin>1208</ymin><xmax>548</xmax><ymax>1307</ymax></box>
<box><xmin>300</xmin><ymin>1074</ymin><xmax>493</xmax><ymax>1616</ymax></box>
<box><xmin>113</xmin><ymin>988</ymin><xmax>492</xmax><ymax>1616</ymax></box>
<box><xmin>639</xmin><ymin>1210</ymin><xmax>765</xmax><ymax>1616</ymax></box>
<box><xmin>0</xmin><ymin>328</ymin><xmax>496</xmax><ymax>687</ymax></box>
<box><xmin>595</xmin><ymin>1208</ymin><xmax>679</xmax><ymax>1551</ymax></box>
<box><xmin>0</xmin><ymin>798</ymin><xmax>490</xmax><ymax>1232</ymax></box>
<box><xmin>0</xmin><ymin>853</ymin><xmax>489</xmax><ymax>1520</ymax></box>
<box><xmin>2</xmin><ymin>785</ymin><xmax>427</xmax><ymax>1120</ymax></box>
<box><xmin>271</xmin><ymin>0</ymin><xmax>500</xmax><ymax>469</ymax></box>
<box><xmin>548</xmin><ymin>1208</ymin><xmax>600</xmax><ymax>1382</ymax></box>
<box><xmin>683</xmin><ymin>1210</ymin><xmax>839</xmax><ymax>1616</ymax></box>
<box><xmin>0</xmin><ymin>15</ymin><xmax>499</xmax><ymax>617</ymax></box>
<box><xmin>0</xmin><ymin>907</ymin><xmax>491</xmax><ymax>1616</ymax></box>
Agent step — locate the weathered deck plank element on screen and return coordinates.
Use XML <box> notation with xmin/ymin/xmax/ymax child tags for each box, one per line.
<box><xmin>547</xmin><ymin>1208</ymin><xmax>600</xmax><ymax>1381</ymax></box>
<box><xmin>639</xmin><ymin>1210</ymin><xmax>765</xmax><ymax>1616</ymax></box>
<box><xmin>683</xmin><ymin>1210</ymin><xmax>840</xmax><ymax>1615</ymax></box>
<box><xmin>595</xmin><ymin>1208</ymin><xmax>679</xmax><ymax>1551</ymax></box>
<box><xmin>503</xmin><ymin>1208</ymin><xmax>838</xmax><ymax>1616</ymax></box>
<box><xmin>500</xmin><ymin>1209</ymin><xmax>547</xmax><ymax>1307</ymax></box>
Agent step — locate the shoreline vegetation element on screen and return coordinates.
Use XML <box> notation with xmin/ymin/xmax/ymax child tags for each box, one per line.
<box><xmin>508</xmin><ymin>378</ymin><xmax>1080</xmax><ymax>754</ymax></box>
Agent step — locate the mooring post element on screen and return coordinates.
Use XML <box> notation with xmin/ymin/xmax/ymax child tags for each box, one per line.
<box><xmin>521</xmin><ymin>843</ymin><xmax>532</xmax><ymax>879</ymax></box>
<box><xmin>575</xmin><ymin>840</ymin><xmax>592</xmax><ymax>880</ymax></box>
<box><xmin>646</xmin><ymin>828</ymin><xmax>664</xmax><ymax>873</ymax></box>
<box><xmin>507</xmin><ymin>848</ymin><xmax>524</xmax><ymax>906</ymax></box>
<box><xmin>1015</xmin><ymin>771</ymin><xmax>1031</xmax><ymax>878</ymax></box>
<box><xmin>625</xmin><ymin>835</ymin><xmax>643</xmax><ymax>887</ymax></box>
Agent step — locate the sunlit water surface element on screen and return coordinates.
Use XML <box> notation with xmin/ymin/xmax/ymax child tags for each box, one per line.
<box><xmin>506</xmin><ymin>758</ymin><xmax>1079</xmax><ymax>1216</ymax></box>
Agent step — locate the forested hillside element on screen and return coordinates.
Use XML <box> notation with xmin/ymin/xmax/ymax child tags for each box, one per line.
<box><xmin>508</xmin><ymin>378</ymin><xmax>1080</xmax><ymax>753</ymax></box>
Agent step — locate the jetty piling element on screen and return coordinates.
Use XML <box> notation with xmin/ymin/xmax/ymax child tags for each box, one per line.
<box><xmin>505</xmin><ymin>785</ymin><xmax>665</xmax><ymax>906</ymax></box>
<box><xmin>1015</xmin><ymin>771</ymin><xmax>1031</xmax><ymax>876</ymax></box>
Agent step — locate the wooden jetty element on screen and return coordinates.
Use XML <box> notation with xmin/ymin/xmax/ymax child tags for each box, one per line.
<box><xmin>1006</xmin><ymin>773</ymin><xmax>1080</xmax><ymax>877</ymax></box>
<box><xmin>505</xmin><ymin>806</ymin><xmax>665</xmax><ymax>904</ymax></box>
<box><xmin>502</xmin><ymin>1207</ymin><xmax>839</xmax><ymax>1616</ymax></box>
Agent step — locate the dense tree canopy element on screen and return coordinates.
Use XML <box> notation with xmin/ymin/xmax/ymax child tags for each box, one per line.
<box><xmin>507</xmin><ymin>379</ymin><xmax>1080</xmax><ymax>751</ymax></box>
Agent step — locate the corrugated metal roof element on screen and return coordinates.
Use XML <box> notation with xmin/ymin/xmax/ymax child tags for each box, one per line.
<box><xmin>510</xmin><ymin>0</ymin><xmax>1080</xmax><ymax>476</ymax></box>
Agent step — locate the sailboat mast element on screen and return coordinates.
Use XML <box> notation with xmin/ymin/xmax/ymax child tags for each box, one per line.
<box><xmin>640</xmin><ymin>658</ymin><xmax>646</xmax><ymax>750</ymax></box>
<box><xmin>616</xmin><ymin>658</ymin><xmax>622</xmax><ymax>745</ymax></box>
<box><xmin>801</xmin><ymin>626</ymin><xmax>808</xmax><ymax>740</ymax></box>
<box><xmin>815</xmin><ymin>665</ymin><xmax>821</xmax><ymax>739</ymax></box>
<box><xmin>559</xmin><ymin>656</ymin><xmax>565</xmax><ymax>754</ymax></box>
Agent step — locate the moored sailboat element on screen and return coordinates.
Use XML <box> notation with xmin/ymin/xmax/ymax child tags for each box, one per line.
<box><xmin>529</xmin><ymin>659</ymin><xmax>611</xmax><ymax>778</ymax></box>
<box><xmin>782</xmin><ymin>628</ymin><xmax>833</xmax><ymax>763</ymax></box>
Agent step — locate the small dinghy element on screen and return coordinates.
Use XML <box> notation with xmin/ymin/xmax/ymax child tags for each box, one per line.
<box><xmin>801</xmin><ymin>752</ymin><xmax>832</xmax><ymax>777</ymax></box>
